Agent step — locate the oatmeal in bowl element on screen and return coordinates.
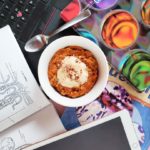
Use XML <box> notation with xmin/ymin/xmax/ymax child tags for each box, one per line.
<box><xmin>48</xmin><ymin>46</ymin><xmax>98</xmax><ymax>98</ymax></box>
<box><xmin>38</xmin><ymin>36</ymin><xmax>109</xmax><ymax>107</ymax></box>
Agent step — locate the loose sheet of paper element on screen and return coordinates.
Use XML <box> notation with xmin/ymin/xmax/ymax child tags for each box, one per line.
<box><xmin>0</xmin><ymin>105</ymin><xmax>66</xmax><ymax>150</ymax></box>
<box><xmin>0</xmin><ymin>25</ymin><xmax>50</xmax><ymax>132</ymax></box>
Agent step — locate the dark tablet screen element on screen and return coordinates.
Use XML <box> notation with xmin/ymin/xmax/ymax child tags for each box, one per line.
<box><xmin>36</xmin><ymin>118</ymin><xmax>131</xmax><ymax>150</ymax></box>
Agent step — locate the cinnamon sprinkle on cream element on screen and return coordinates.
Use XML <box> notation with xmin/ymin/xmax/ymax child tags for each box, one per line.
<box><xmin>57</xmin><ymin>56</ymin><xmax>88</xmax><ymax>88</ymax></box>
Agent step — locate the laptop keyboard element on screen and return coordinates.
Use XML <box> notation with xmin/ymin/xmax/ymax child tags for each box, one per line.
<box><xmin>0</xmin><ymin>0</ymin><xmax>57</xmax><ymax>43</ymax></box>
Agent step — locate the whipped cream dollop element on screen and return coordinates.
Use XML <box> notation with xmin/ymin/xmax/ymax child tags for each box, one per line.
<box><xmin>57</xmin><ymin>56</ymin><xmax>88</xmax><ymax>88</ymax></box>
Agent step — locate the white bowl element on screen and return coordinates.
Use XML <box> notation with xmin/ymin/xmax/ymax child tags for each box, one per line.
<box><xmin>38</xmin><ymin>36</ymin><xmax>109</xmax><ymax>107</ymax></box>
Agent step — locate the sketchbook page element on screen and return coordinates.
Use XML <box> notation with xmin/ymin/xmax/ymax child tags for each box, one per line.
<box><xmin>0</xmin><ymin>25</ymin><xmax>50</xmax><ymax>132</ymax></box>
<box><xmin>0</xmin><ymin>104</ymin><xmax>66</xmax><ymax>150</ymax></box>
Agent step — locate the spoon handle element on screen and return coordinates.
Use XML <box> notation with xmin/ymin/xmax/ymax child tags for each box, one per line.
<box><xmin>47</xmin><ymin>9</ymin><xmax>91</xmax><ymax>39</ymax></box>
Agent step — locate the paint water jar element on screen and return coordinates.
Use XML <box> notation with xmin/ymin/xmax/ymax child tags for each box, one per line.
<box><xmin>141</xmin><ymin>0</ymin><xmax>150</xmax><ymax>28</ymax></box>
<box><xmin>100</xmin><ymin>10</ymin><xmax>139</xmax><ymax>51</ymax></box>
<box><xmin>118</xmin><ymin>49</ymin><xmax>150</xmax><ymax>92</ymax></box>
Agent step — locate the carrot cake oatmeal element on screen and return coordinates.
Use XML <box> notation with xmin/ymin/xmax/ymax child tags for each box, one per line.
<box><xmin>48</xmin><ymin>46</ymin><xmax>98</xmax><ymax>98</ymax></box>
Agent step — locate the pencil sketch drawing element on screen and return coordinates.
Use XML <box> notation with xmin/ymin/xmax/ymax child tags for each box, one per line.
<box><xmin>0</xmin><ymin>137</ymin><xmax>15</xmax><ymax>150</ymax></box>
<box><xmin>0</xmin><ymin>63</ymin><xmax>33</xmax><ymax>111</ymax></box>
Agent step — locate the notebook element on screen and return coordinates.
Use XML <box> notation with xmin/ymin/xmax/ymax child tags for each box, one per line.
<box><xmin>0</xmin><ymin>25</ymin><xmax>50</xmax><ymax>132</ymax></box>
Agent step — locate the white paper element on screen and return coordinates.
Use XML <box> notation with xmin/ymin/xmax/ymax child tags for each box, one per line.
<box><xmin>0</xmin><ymin>25</ymin><xmax>50</xmax><ymax>132</ymax></box>
<box><xmin>0</xmin><ymin>105</ymin><xmax>66</xmax><ymax>150</ymax></box>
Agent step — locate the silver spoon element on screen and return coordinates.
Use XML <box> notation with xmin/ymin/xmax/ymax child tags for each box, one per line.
<box><xmin>24</xmin><ymin>9</ymin><xmax>91</xmax><ymax>52</ymax></box>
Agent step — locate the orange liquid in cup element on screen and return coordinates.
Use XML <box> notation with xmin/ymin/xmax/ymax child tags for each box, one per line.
<box><xmin>141</xmin><ymin>0</ymin><xmax>150</xmax><ymax>26</ymax></box>
<box><xmin>101</xmin><ymin>11</ymin><xmax>139</xmax><ymax>50</ymax></box>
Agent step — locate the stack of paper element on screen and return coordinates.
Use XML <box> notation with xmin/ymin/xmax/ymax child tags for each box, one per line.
<box><xmin>0</xmin><ymin>26</ymin><xmax>65</xmax><ymax>149</ymax></box>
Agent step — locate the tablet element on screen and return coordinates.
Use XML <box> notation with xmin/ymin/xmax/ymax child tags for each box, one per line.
<box><xmin>24</xmin><ymin>110</ymin><xmax>141</xmax><ymax>150</ymax></box>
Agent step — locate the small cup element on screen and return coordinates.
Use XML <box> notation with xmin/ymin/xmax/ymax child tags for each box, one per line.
<box><xmin>140</xmin><ymin>0</ymin><xmax>150</xmax><ymax>29</ymax></box>
<box><xmin>100</xmin><ymin>9</ymin><xmax>140</xmax><ymax>51</ymax></box>
<box><xmin>82</xmin><ymin>0</ymin><xmax>118</xmax><ymax>11</ymax></box>
<box><xmin>118</xmin><ymin>49</ymin><xmax>150</xmax><ymax>92</ymax></box>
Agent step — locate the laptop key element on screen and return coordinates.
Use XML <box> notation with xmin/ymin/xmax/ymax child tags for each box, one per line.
<box><xmin>4</xmin><ymin>4</ymin><xmax>11</xmax><ymax>11</ymax></box>
<box><xmin>0</xmin><ymin>11</ymin><xmax>9</xmax><ymax>19</ymax></box>
<box><xmin>16</xmin><ymin>23</ymin><xmax>21</xmax><ymax>30</ymax></box>
<box><xmin>18</xmin><ymin>0</ymin><xmax>24</xmax><ymax>6</ymax></box>
<box><xmin>24</xmin><ymin>5</ymin><xmax>34</xmax><ymax>14</ymax></box>
<box><xmin>0</xmin><ymin>12</ymin><xmax>4</xmax><ymax>18</ymax></box>
<box><xmin>24</xmin><ymin>8</ymin><xmax>29</xmax><ymax>14</ymax></box>
<box><xmin>14</xmin><ymin>6</ymin><xmax>22</xmax><ymax>13</ymax></box>
<box><xmin>10</xmin><ymin>14</ymin><xmax>16</xmax><ymax>21</ymax></box>
<box><xmin>15</xmin><ymin>21</ymin><xmax>24</xmax><ymax>31</ymax></box>
<box><xmin>20</xmin><ymin>16</ymin><xmax>26</xmax><ymax>22</ymax></box>
<box><xmin>28</xmin><ymin>0</ymin><xmax>36</xmax><ymax>6</ymax></box>
<box><xmin>20</xmin><ymin>14</ymin><xmax>28</xmax><ymax>22</ymax></box>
